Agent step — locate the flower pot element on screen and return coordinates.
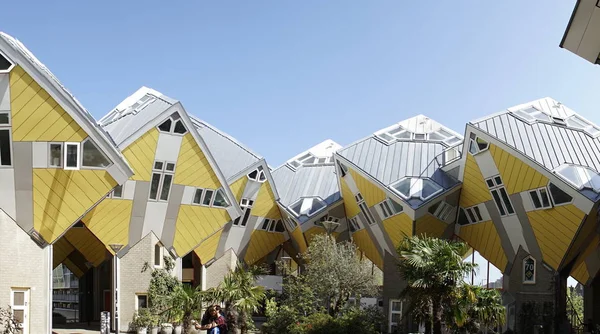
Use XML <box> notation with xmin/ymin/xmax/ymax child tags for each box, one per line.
<box><xmin>160</xmin><ymin>325</ymin><xmax>173</xmax><ymax>334</ymax></box>
<box><xmin>150</xmin><ymin>326</ymin><xmax>160</xmax><ymax>334</ymax></box>
<box><xmin>173</xmin><ymin>325</ymin><xmax>182</xmax><ymax>334</ymax></box>
<box><xmin>137</xmin><ymin>328</ymin><xmax>148</xmax><ymax>334</ymax></box>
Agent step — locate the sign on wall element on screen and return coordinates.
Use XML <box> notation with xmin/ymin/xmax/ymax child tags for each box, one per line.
<box><xmin>523</xmin><ymin>256</ymin><xmax>536</xmax><ymax>284</ymax></box>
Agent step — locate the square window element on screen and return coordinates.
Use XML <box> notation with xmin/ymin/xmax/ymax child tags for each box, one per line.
<box><xmin>154</xmin><ymin>161</ymin><xmax>164</xmax><ymax>170</ymax></box>
<box><xmin>193</xmin><ymin>189</ymin><xmax>203</xmax><ymax>204</ymax></box>
<box><xmin>149</xmin><ymin>173</ymin><xmax>162</xmax><ymax>200</ymax></box>
<box><xmin>486</xmin><ymin>179</ymin><xmax>494</xmax><ymax>188</ymax></box>
<box><xmin>0</xmin><ymin>112</ymin><xmax>9</xmax><ymax>125</ymax></box>
<box><xmin>49</xmin><ymin>143</ymin><xmax>63</xmax><ymax>167</ymax></box>
<box><xmin>159</xmin><ymin>174</ymin><xmax>173</xmax><ymax>201</ymax></box>
<box><xmin>136</xmin><ymin>295</ymin><xmax>148</xmax><ymax>310</ymax></box>
<box><xmin>165</xmin><ymin>162</ymin><xmax>175</xmax><ymax>172</ymax></box>
<box><xmin>112</xmin><ymin>185</ymin><xmax>123</xmax><ymax>198</ymax></box>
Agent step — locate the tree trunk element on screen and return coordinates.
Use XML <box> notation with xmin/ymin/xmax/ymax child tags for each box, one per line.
<box><xmin>432</xmin><ymin>299</ymin><xmax>443</xmax><ymax>334</ymax></box>
<box><xmin>182</xmin><ymin>311</ymin><xmax>192</xmax><ymax>334</ymax></box>
<box><xmin>239</xmin><ymin>310</ymin><xmax>247</xmax><ymax>334</ymax></box>
<box><xmin>424</xmin><ymin>316</ymin><xmax>432</xmax><ymax>334</ymax></box>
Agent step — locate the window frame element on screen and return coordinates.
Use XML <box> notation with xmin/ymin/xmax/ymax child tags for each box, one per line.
<box><xmin>192</xmin><ymin>188</ymin><xmax>205</xmax><ymax>205</ymax></box>
<box><xmin>485</xmin><ymin>176</ymin><xmax>515</xmax><ymax>217</ymax></box>
<box><xmin>63</xmin><ymin>142</ymin><xmax>81</xmax><ymax>170</ymax></box>
<box><xmin>377</xmin><ymin>198</ymin><xmax>404</xmax><ymax>219</ymax></box>
<box><xmin>547</xmin><ymin>182</ymin><xmax>574</xmax><ymax>207</ymax></box>
<box><xmin>348</xmin><ymin>215</ymin><xmax>361</xmax><ymax>232</ymax></box>
<box><xmin>389</xmin><ymin>299</ymin><xmax>403</xmax><ymax>334</ymax></box>
<box><xmin>48</xmin><ymin>142</ymin><xmax>63</xmax><ymax>168</ymax></box>
<box><xmin>80</xmin><ymin>137</ymin><xmax>112</xmax><ymax>169</ymax></box>
<box><xmin>149</xmin><ymin>160</ymin><xmax>176</xmax><ymax>202</ymax></box>
<box><xmin>463</xmin><ymin>205</ymin><xmax>484</xmax><ymax>224</ymax></box>
<box><xmin>467</xmin><ymin>133</ymin><xmax>489</xmax><ymax>156</ymax></box>
<box><xmin>156</xmin><ymin>115</ymin><xmax>188</xmax><ymax>135</ymax></box>
<box><xmin>247</xmin><ymin>168</ymin><xmax>267</xmax><ymax>183</ymax></box>
<box><xmin>431</xmin><ymin>201</ymin><xmax>454</xmax><ymax>221</ymax></box>
<box><xmin>355</xmin><ymin>192</ymin><xmax>376</xmax><ymax>225</ymax></box>
<box><xmin>233</xmin><ymin>198</ymin><xmax>254</xmax><ymax>227</ymax></box>
<box><xmin>0</xmin><ymin>51</ymin><xmax>15</xmax><ymax>73</ymax></box>
<box><xmin>0</xmin><ymin>128</ymin><xmax>12</xmax><ymax>168</ymax></box>
<box><xmin>212</xmin><ymin>188</ymin><xmax>230</xmax><ymax>208</ymax></box>
<box><xmin>528</xmin><ymin>187</ymin><xmax>552</xmax><ymax>210</ymax></box>
<box><xmin>154</xmin><ymin>243</ymin><xmax>163</xmax><ymax>268</ymax></box>
<box><xmin>109</xmin><ymin>185</ymin><xmax>124</xmax><ymax>199</ymax></box>
<box><xmin>135</xmin><ymin>294</ymin><xmax>148</xmax><ymax>311</ymax></box>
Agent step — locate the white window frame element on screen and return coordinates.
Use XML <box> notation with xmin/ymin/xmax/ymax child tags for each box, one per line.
<box><xmin>377</xmin><ymin>198</ymin><xmax>404</xmax><ymax>219</ymax></box>
<box><xmin>247</xmin><ymin>168</ymin><xmax>267</xmax><ymax>182</ymax></box>
<box><xmin>80</xmin><ymin>137</ymin><xmax>112</xmax><ymax>169</ymax></box>
<box><xmin>156</xmin><ymin>115</ymin><xmax>188</xmax><ymax>135</ymax></box>
<box><xmin>149</xmin><ymin>160</ymin><xmax>176</xmax><ymax>202</ymax></box>
<box><xmin>522</xmin><ymin>256</ymin><xmax>536</xmax><ymax>285</ymax></box>
<box><xmin>0</xmin><ymin>124</ymin><xmax>13</xmax><ymax>168</ymax></box>
<box><xmin>135</xmin><ymin>293</ymin><xmax>148</xmax><ymax>311</ymax></box>
<box><xmin>463</xmin><ymin>205</ymin><xmax>484</xmax><ymax>224</ymax></box>
<box><xmin>348</xmin><ymin>215</ymin><xmax>362</xmax><ymax>232</ymax></box>
<box><xmin>389</xmin><ymin>299</ymin><xmax>403</xmax><ymax>334</ymax></box>
<box><xmin>486</xmin><ymin>176</ymin><xmax>515</xmax><ymax>217</ymax></box>
<box><xmin>63</xmin><ymin>142</ymin><xmax>81</xmax><ymax>170</ymax></box>
<box><xmin>10</xmin><ymin>288</ymin><xmax>29</xmax><ymax>334</ymax></box>
<box><xmin>432</xmin><ymin>201</ymin><xmax>454</xmax><ymax>221</ymax></box>
<box><xmin>154</xmin><ymin>243</ymin><xmax>163</xmax><ymax>268</ymax></box>
<box><xmin>337</xmin><ymin>161</ymin><xmax>348</xmax><ymax>177</ymax></box>
<box><xmin>192</xmin><ymin>188</ymin><xmax>205</xmax><ymax>205</ymax></box>
<box><xmin>233</xmin><ymin>198</ymin><xmax>254</xmax><ymax>227</ymax></box>
<box><xmin>355</xmin><ymin>193</ymin><xmax>376</xmax><ymax>225</ymax></box>
<box><xmin>48</xmin><ymin>142</ymin><xmax>63</xmax><ymax>168</ymax></box>
<box><xmin>212</xmin><ymin>188</ymin><xmax>230</xmax><ymax>208</ymax></box>
<box><xmin>547</xmin><ymin>182</ymin><xmax>574</xmax><ymax>207</ymax></box>
<box><xmin>201</xmin><ymin>189</ymin><xmax>215</xmax><ymax>206</ymax></box>
<box><xmin>0</xmin><ymin>51</ymin><xmax>15</xmax><ymax>73</ymax></box>
<box><xmin>528</xmin><ymin>187</ymin><xmax>552</xmax><ymax>210</ymax></box>
<box><xmin>108</xmin><ymin>185</ymin><xmax>124</xmax><ymax>199</ymax></box>
<box><xmin>467</xmin><ymin>133</ymin><xmax>489</xmax><ymax>156</ymax></box>
<box><xmin>511</xmin><ymin>106</ymin><xmax>551</xmax><ymax>124</ymax></box>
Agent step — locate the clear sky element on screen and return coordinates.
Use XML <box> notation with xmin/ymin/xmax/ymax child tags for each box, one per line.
<box><xmin>3</xmin><ymin>1</ymin><xmax>593</xmax><ymax>285</ymax></box>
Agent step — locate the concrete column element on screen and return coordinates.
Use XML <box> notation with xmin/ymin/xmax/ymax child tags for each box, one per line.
<box><xmin>176</xmin><ymin>257</ymin><xmax>182</xmax><ymax>281</ymax></box>
<box><xmin>201</xmin><ymin>265</ymin><xmax>207</xmax><ymax>291</ymax></box>
<box><xmin>47</xmin><ymin>244</ymin><xmax>53</xmax><ymax>334</ymax></box>
<box><xmin>112</xmin><ymin>255</ymin><xmax>121</xmax><ymax>332</ymax></box>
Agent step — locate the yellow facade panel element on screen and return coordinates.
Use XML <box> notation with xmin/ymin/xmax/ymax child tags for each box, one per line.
<box><xmin>252</xmin><ymin>182</ymin><xmax>282</xmax><ymax>219</ymax></box>
<box><xmin>82</xmin><ymin>199</ymin><xmax>133</xmax><ymax>253</ymax></box>
<box><xmin>571</xmin><ymin>261</ymin><xmax>589</xmax><ymax>285</ymax></box>
<box><xmin>489</xmin><ymin>145</ymin><xmax>549</xmax><ymax>194</ymax></box>
<box><xmin>415</xmin><ymin>214</ymin><xmax>448</xmax><ymax>238</ymax></box>
<box><xmin>340</xmin><ymin>177</ymin><xmax>360</xmax><ymax>218</ymax></box>
<box><xmin>53</xmin><ymin>237</ymin><xmax>75</xmax><ymax>269</ymax></box>
<box><xmin>33</xmin><ymin>169</ymin><xmax>117</xmax><ymax>243</ymax></box>
<box><xmin>352</xmin><ymin>229</ymin><xmax>383</xmax><ymax>269</ymax></box>
<box><xmin>122</xmin><ymin>128</ymin><xmax>159</xmax><ymax>182</ymax></box>
<box><xmin>526</xmin><ymin>204</ymin><xmax>585</xmax><ymax>270</ymax></box>
<box><xmin>194</xmin><ymin>229</ymin><xmax>224</xmax><ymax>264</ymax></box>
<box><xmin>459</xmin><ymin>221</ymin><xmax>507</xmax><ymax>271</ymax></box>
<box><xmin>348</xmin><ymin>169</ymin><xmax>386</xmax><ymax>207</ymax></box>
<box><xmin>174</xmin><ymin>133</ymin><xmax>221</xmax><ymax>189</ymax></box>
<box><xmin>9</xmin><ymin>66</ymin><xmax>88</xmax><ymax>142</ymax></box>
<box><xmin>173</xmin><ymin>205</ymin><xmax>230</xmax><ymax>256</ymax></box>
<box><xmin>62</xmin><ymin>257</ymin><xmax>85</xmax><ymax>278</ymax></box>
<box><xmin>229</xmin><ymin>176</ymin><xmax>248</xmax><ymax>202</ymax></box>
<box><xmin>382</xmin><ymin>213</ymin><xmax>413</xmax><ymax>248</ymax></box>
<box><xmin>244</xmin><ymin>230</ymin><xmax>285</xmax><ymax>265</ymax></box>
<box><xmin>459</xmin><ymin>154</ymin><xmax>492</xmax><ymax>208</ymax></box>
<box><xmin>290</xmin><ymin>226</ymin><xmax>308</xmax><ymax>254</ymax></box>
<box><xmin>64</xmin><ymin>228</ymin><xmax>107</xmax><ymax>267</ymax></box>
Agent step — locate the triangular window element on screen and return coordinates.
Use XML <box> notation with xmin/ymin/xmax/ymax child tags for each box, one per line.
<box><xmin>81</xmin><ymin>139</ymin><xmax>111</xmax><ymax>168</ymax></box>
<box><xmin>173</xmin><ymin>120</ymin><xmax>187</xmax><ymax>134</ymax></box>
<box><xmin>158</xmin><ymin>119</ymin><xmax>172</xmax><ymax>132</ymax></box>
<box><xmin>0</xmin><ymin>53</ymin><xmax>12</xmax><ymax>71</ymax></box>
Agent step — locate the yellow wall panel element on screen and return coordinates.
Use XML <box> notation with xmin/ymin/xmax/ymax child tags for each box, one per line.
<box><xmin>10</xmin><ymin>66</ymin><xmax>88</xmax><ymax>142</ymax></box>
<box><xmin>570</xmin><ymin>236</ymin><xmax>599</xmax><ymax>284</ymax></box>
<box><xmin>460</xmin><ymin>154</ymin><xmax>492</xmax><ymax>207</ymax></box>
<box><xmin>527</xmin><ymin>204</ymin><xmax>585</xmax><ymax>270</ymax></box>
<box><xmin>290</xmin><ymin>226</ymin><xmax>308</xmax><ymax>254</ymax></box>
<box><xmin>571</xmin><ymin>261</ymin><xmax>589</xmax><ymax>286</ymax></box>
<box><xmin>459</xmin><ymin>221</ymin><xmax>507</xmax><ymax>271</ymax></box>
<box><xmin>62</xmin><ymin>258</ymin><xmax>85</xmax><ymax>278</ymax></box>
<box><xmin>194</xmin><ymin>229</ymin><xmax>223</xmax><ymax>263</ymax></box>
<box><xmin>173</xmin><ymin>205</ymin><xmax>230</xmax><ymax>257</ymax></box>
<box><xmin>64</xmin><ymin>227</ymin><xmax>107</xmax><ymax>267</ymax></box>
<box><xmin>352</xmin><ymin>229</ymin><xmax>383</xmax><ymax>269</ymax></box>
<box><xmin>53</xmin><ymin>237</ymin><xmax>75</xmax><ymax>269</ymax></box>
<box><xmin>348</xmin><ymin>169</ymin><xmax>387</xmax><ymax>207</ymax></box>
<box><xmin>382</xmin><ymin>213</ymin><xmax>413</xmax><ymax>248</ymax></box>
<box><xmin>489</xmin><ymin>145</ymin><xmax>548</xmax><ymax>194</ymax></box>
<box><xmin>33</xmin><ymin>169</ymin><xmax>117</xmax><ymax>243</ymax></box>
<box><xmin>82</xmin><ymin>199</ymin><xmax>133</xmax><ymax>253</ymax></box>
<box><xmin>415</xmin><ymin>214</ymin><xmax>448</xmax><ymax>239</ymax></box>
<box><xmin>122</xmin><ymin>128</ymin><xmax>159</xmax><ymax>182</ymax></box>
<box><xmin>174</xmin><ymin>133</ymin><xmax>221</xmax><ymax>189</ymax></box>
<box><xmin>340</xmin><ymin>177</ymin><xmax>361</xmax><ymax>218</ymax></box>
<box><xmin>252</xmin><ymin>182</ymin><xmax>281</xmax><ymax>219</ymax></box>
<box><xmin>244</xmin><ymin>230</ymin><xmax>285</xmax><ymax>265</ymax></box>
<box><xmin>229</xmin><ymin>176</ymin><xmax>248</xmax><ymax>202</ymax></box>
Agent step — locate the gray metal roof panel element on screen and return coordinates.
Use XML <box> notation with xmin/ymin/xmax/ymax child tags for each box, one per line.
<box><xmin>189</xmin><ymin>117</ymin><xmax>262</xmax><ymax>181</ymax></box>
<box><xmin>272</xmin><ymin>164</ymin><xmax>340</xmax><ymax>207</ymax></box>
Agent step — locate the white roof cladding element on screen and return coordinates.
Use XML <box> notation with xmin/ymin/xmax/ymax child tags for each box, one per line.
<box><xmin>471</xmin><ymin>97</ymin><xmax>600</xmax><ymax>201</ymax></box>
<box><xmin>285</xmin><ymin>139</ymin><xmax>342</xmax><ymax>169</ymax></box>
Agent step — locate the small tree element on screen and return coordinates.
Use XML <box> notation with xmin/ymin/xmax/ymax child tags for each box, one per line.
<box><xmin>301</xmin><ymin>234</ymin><xmax>378</xmax><ymax>315</ymax></box>
<box><xmin>0</xmin><ymin>306</ymin><xmax>18</xmax><ymax>334</ymax></box>
<box><xmin>142</xmin><ymin>256</ymin><xmax>180</xmax><ymax>325</ymax></box>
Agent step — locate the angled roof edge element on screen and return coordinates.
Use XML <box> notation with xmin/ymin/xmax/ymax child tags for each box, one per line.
<box><xmin>189</xmin><ymin>116</ymin><xmax>263</xmax><ymax>160</ymax></box>
<box><xmin>176</xmin><ymin>103</ymin><xmax>244</xmax><ymax>220</ymax></box>
<box><xmin>559</xmin><ymin>0</ymin><xmax>582</xmax><ymax>48</ymax></box>
<box><xmin>225</xmin><ymin>158</ymin><xmax>281</xmax><ymax>201</ymax></box>
<box><xmin>465</xmin><ymin>123</ymin><xmax>598</xmax><ymax>207</ymax></box>
<box><xmin>0</xmin><ymin>32</ymin><xmax>134</xmax><ymax>182</ymax></box>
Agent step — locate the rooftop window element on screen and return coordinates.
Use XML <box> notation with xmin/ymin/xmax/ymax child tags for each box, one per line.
<box><xmin>512</xmin><ymin>106</ymin><xmax>551</xmax><ymax>123</ymax></box>
<box><xmin>248</xmin><ymin>167</ymin><xmax>267</xmax><ymax>182</ymax></box>
<box><xmin>289</xmin><ymin>197</ymin><xmax>327</xmax><ymax>217</ymax></box>
<box><xmin>375</xmin><ymin>125</ymin><xmax>461</xmax><ymax>147</ymax></box>
<box><xmin>566</xmin><ymin>115</ymin><xmax>600</xmax><ymax>137</ymax></box>
<box><xmin>0</xmin><ymin>52</ymin><xmax>13</xmax><ymax>72</ymax></box>
<box><xmin>391</xmin><ymin>177</ymin><xmax>443</xmax><ymax>201</ymax></box>
<box><xmin>157</xmin><ymin>113</ymin><xmax>187</xmax><ymax>135</ymax></box>
<box><xmin>554</xmin><ymin>164</ymin><xmax>600</xmax><ymax>193</ymax></box>
<box><xmin>288</xmin><ymin>152</ymin><xmax>331</xmax><ymax>169</ymax></box>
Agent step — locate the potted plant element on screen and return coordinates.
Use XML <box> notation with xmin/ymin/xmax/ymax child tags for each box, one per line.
<box><xmin>131</xmin><ymin>309</ymin><xmax>154</xmax><ymax>334</ymax></box>
<box><xmin>160</xmin><ymin>322</ymin><xmax>173</xmax><ymax>334</ymax></box>
<box><xmin>172</xmin><ymin>312</ymin><xmax>183</xmax><ymax>334</ymax></box>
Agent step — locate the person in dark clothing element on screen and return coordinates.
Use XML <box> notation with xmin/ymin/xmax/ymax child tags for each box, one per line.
<box><xmin>195</xmin><ymin>305</ymin><xmax>227</xmax><ymax>334</ymax></box>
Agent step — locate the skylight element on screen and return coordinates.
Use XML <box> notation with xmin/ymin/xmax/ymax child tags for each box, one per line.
<box><xmin>375</xmin><ymin>125</ymin><xmax>461</xmax><ymax>147</ymax></box>
<box><xmin>288</xmin><ymin>152</ymin><xmax>331</xmax><ymax>169</ymax></box>
<box><xmin>512</xmin><ymin>106</ymin><xmax>551</xmax><ymax>123</ymax></box>
<box><xmin>391</xmin><ymin>177</ymin><xmax>443</xmax><ymax>201</ymax></box>
<box><xmin>566</xmin><ymin>115</ymin><xmax>600</xmax><ymax>137</ymax></box>
<box><xmin>554</xmin><ymin>164</ymin><xmax>600</xmax><ymax>192</ymax></box>
<box><xmin>289</xmin><ymin>197</ymin><xmax>327</xmax><ymax>217</ymax></box>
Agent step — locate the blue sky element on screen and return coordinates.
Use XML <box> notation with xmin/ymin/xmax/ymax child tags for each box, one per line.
<box><xmin>3</xmin><ymin>1</ymin><xmax>593</xmax><ymax>284</ymax></box>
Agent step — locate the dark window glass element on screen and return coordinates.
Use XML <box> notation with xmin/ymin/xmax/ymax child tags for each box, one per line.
<box><xmin>529</xmin><ymin>191</ymin><xmax>542</xmax><ymax>208</ymax></box>
<box><xmin>213</xmin><ymin>189</ymin><xmax>229</xmax><ymax>207</ymax></box>
<box><xmin>154</xmin><ymin>244</ymin><xmax>161</xmax><ymax>266</ymax></box>
<box><xmin>165</xmin><ymin>163</ymin><xmax>175</xmax><ymax>172</ymax></box>
<box><xmin>473</xmin><ymin>206</ymin><xmax>483</xmax><ymax>221</ymax></box>
<box><xmin>499</xmin><ymin>188</ymin><xmax>514</xmax><ymax>214</ymax></box>
<box><xmin>158</xmin><ymin>119</ymin><xmax>172</xmax><ymax>132</ymax></box>
<box><xmin>203</xmin><ymin>189</ymin><xmax>214</xmax><ymax>206</ymax></box>
<box><xmin>491</xmin><ymin>190</ymin><xmax>506</xmax><ymax>216</ymax></box>
<box><xmin>241</xmin><ymin>208</ymin><xmax>251</xmax><ymax>226</ymax></box>
<box><xmin>549</xmin><ymin>183</ymin><xmax>573</xmax><ymax>205</ymax></box>
<box><xmin>0</xmin><ymin>113</ymin><xmax>9</xmax><ymax>125</ymax></box>
<box><xmin>154</xmin><ymin>161</ymin><xmax>164</xmax><ymax>170</ymax></box>
<box><xmin>457</xmin><ymin>209</ymin><xmax>469</xmax><ymax>226</ymax></box>
<box><xmin>539</xmin><ymin>188</ymin><xmax>551</xmax><ymax>208</ymax></box>
<box><xmin>173</xmin><ymin>120</ymin><xmax>187</xmax><ymax>134</ymax></box>
<box><xmin>248</xmin><ymin>170</ymin><xmax>258</xmax><ymax>180</ymax></box>
<box><xmin>49</xmin><ymin>143</ymin><xmax>62</xmax><ymax>167</ymax></box>
<box><xmin>159</xmin><ymin>174</ymin><xmax>172</xmax><ymax>201</ymax></box>
<box><xmin>65</xmin><ymin>144</ymin><xmax>78</xmax><ymax>168</ymax></box>
<box><xmin>193</xmin><ymin>189</ymin><xmax>203</xmax><ymax>204</ymax></box>
<box><xmin>113</xmin><ymin>185</ymin><xmax>123</xmax><ymax>198</ymax></box>
<box><xmin>82</xmin><ymin>140</ymin><xmax>110</xmax><ymax>167</ymax></box>
<box><xmin>275</xmin><ymin>221</ymin><xmax>285</xmax><ymax>232</ymax></box>
<box><xmin>149</xmin><ymin>173</ymin><xmax>161</xmax><ymax>200</ymax></box>
<box><xmin>466</xmin><ymin>208</ymin><xmax>477</xmax><ymax>223</ymax></box>
<box><xmin>0</xmin><ymin>53</ymin><xmax>11</xmax><ymax>71</ymax></box>
<box><xmin>486</xmin><ymin>179</ymin><xmax>495</xmax><ymax>188</ymax></box>
<box><xmin>261</xmin><ymin>220</ymin><xmax>270</xmax><ymax>230</ymax></box>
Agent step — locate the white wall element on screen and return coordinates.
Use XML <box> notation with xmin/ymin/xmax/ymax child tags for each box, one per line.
<box><xmin>0</xmin><ymin>210</ymin><xmax>50</xmax><ymax>334</ymax></box>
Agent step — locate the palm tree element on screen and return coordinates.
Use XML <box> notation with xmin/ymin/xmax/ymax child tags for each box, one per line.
<box><xmin>472</xmin><ymin>287</ymin><xmax>505</xmax><ymax>330</ymax></box>
<box><xmin>397</xmin><ymin>236</ymin><xmax>477</xmax><ymax>334</ymax></box>
<box><xmin>158</xmin><ymin>284</ymin><xmax>206</xmax><ymax>334</ymax></box>
<box><xmin>209</xmin><ymin>264</ymin><xmax>266</xmax><ymax>334</ymax></box>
